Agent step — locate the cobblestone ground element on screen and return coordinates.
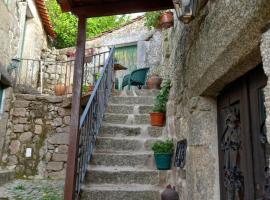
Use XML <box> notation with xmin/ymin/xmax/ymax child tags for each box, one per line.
<box><xmin>0</xmin><ymin>179</ymin><xmax>64</xmax><ymax>200</ymax></box>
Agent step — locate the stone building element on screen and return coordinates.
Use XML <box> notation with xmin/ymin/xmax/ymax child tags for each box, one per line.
<box><xmin>0</xmin><ymin>0</ymin><xmax>55</xmax><ymax>176</ymax></box>
<box><xmin>160</xmin><ymin>0</ymin><xmax>270</xmax><ymax>199</ymax></box>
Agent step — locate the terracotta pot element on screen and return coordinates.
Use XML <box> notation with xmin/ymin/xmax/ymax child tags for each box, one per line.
<box><xmin>88</xmin><ymin>85</ymin><xmax>95</xmax><ymax>92</ymax></box>
<box><xmin>159</xmin><ymin>11</ymin><xmax>174</xmax><ymax>29</ymax></box>
<box><xmin>147</xmin><ymin>74</ymin><xmax>162</xmax><ymax>89</ymax></box>
<box><xmin>150</xmin><ymin>112</ymin><xmax>165</xmax><ymax>127</ymax></box>
<box><xmin>54</xmin><ymin>84</ymin><xmax>66</xmax><ymax>96</ymax></box>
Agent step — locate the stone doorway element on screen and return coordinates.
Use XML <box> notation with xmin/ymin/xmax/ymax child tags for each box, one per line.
<box><xmin>217</xmin><ymin>65</ymin><xmax>269</xmax><ymax>200</ymax></box>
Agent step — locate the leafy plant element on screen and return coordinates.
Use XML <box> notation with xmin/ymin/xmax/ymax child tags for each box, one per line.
<box><xmin>95</xmin><ymin>72</ymin><xmax>101</xmax><ymax>80</ymax></box>
<box><xmin>152</xmin><ymin>80</ymin><xmax>171</xmax><ymax>113</ymax></box>
<box><xmin>46</xmin><ymin>0</ymin><xmax>130</xmax><ymax>48</ymax></box>
<box><xmin>144</xmin><ymin>11</ymin><xmax>163</xmax><ymax>30</ymax></box>
<box><xmin>14</xmin><ymin>184</ymin><xmax>25</xmax><ymax>190</ymax></box>
<box><xmin>152</xmin><ymin>140</ymin><xmax>174</xmax><ymax>154</ymax></box>
<box><xmin>82</xmin><ymin>84</ymin><xmax>89</xmax><ymax>93</ymax></box>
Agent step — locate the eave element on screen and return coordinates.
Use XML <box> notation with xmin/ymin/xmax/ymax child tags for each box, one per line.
<box><xmin>57</xmin><ymin>0</ymin><xmax>174</xmax><ymax>17</ymax></box>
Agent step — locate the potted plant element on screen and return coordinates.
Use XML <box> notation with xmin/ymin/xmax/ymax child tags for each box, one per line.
<box><xmin>152</xmin><ymin>140</ymin><xmax>174</xmax><ymax>170</ymax></box>
<box><xmin>54</xmin><ymin>83</ymin><xmax>66</xmax><ymax>96</ymax></box>
<box><xmin>150</xmin><ymin>80</ymin><xmax>171</xmax><ymax>126</ymax></box>
<box><xmin>54</xmin><ymin>74</ymin><xmax>66</xmax><ymax>96</ymax></box>
<box><xmin>82</xmin><ymin>84</ymin><xmax>94</xmax><ymax>94</ymax></box>
<box><xmin>145</xmin><ymin>11</ymin><xmax>174</xmax><ymax>30</ymax></box>
<box><xmin>147</xmin><ymin>74</ymin><xmax>162</xmax><ymax>89</ymax></box>
<box><xmin>159</xmin><ymin>11</ymin><xmax>174</xmax><ymax>29</ymax></box>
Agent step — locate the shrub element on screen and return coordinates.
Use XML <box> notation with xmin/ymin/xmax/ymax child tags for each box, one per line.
<box><xmin>144</xmin><ymin>11</ymin><xmax>163</xmax><ymax>30</ymax></box>
<box><xmin>152</xmin><ymin>80</ymin><xmax>171</xmax><ymax>113</ymax></box>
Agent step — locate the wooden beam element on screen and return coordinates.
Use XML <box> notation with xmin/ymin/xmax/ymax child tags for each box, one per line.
<box><xmin>64</xmin><ymin>16</ymin><xmax>86</xmax><ymax>200</ymax></box>
<box><xmin>71</xmin><ymin>0</ymin><xmax>174</xmax><ymax>17</ymax></box>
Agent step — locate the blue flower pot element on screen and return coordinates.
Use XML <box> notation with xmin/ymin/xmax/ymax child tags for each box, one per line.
<box><xmin>154</xmin><ymin>153</ymin><xmax>172</xmax><ymax>170</ymax></box>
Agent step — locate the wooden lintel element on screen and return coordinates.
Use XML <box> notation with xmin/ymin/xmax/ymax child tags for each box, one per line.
<box><xmin>71</xmin><ymin>0</ymin><xmax>174</xmax><ymax>17</ymax></box>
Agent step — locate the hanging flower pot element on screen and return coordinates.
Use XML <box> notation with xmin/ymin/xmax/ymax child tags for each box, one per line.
<box><xmin>54</xmin><ymin>84</ymin><xmax>66</xmax><ymax>96</ymax></box>
<box><xmin>147</xmin><ymin>74</ymin><xmax>162</xmax><ymax>89</ymax></box>
<box><xmin>159</xmin><ymin>11</ymin><xmax>174</xmax><ymax>29</ymax></box>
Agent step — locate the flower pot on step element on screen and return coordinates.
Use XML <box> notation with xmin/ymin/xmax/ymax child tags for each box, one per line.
<box><xmin>150</xmin><ymin>112</ymin><xmax>165</xmax><ymax>127</ymax></box>
<box><xmin>147</xmin><ymin>74</ymin><xmax>162</xmax><ymax>90</ymax></box>
<box><xmin>154</xmin><ymin>153</ymin><xmax>173</xmax><ymax>170</ymax></box>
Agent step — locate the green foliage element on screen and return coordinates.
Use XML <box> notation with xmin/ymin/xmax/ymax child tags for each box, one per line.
<box><xmin>152</xmin><ymin>80</ymin><xmax>171</xmax><ymax>113</ymax></box>
<box><xmin>15</xmin><ymin>184</ymin><xmax>26</xmax><ymax>190</ymax></box>
<box><xmin>152</xmin><ymin>140</ymin><xmax>174</xmax><ymax>154</ymax></box>
<box><xmin>95</xmin><ymin>72</ymin><xmax>101</xmax><ymax>80</ymax></box>
<box><xmin>46</xmin><ymin>0</ymin><xmax>130</xmax><ymax>48</ymax></box>
<box><xmin>144</xmin><ymin>11</ymin><xmax>163</xmax><ymax>30</ymax></box>
<box><xmin>82</xmin><ymin>85</ymin><xmax>89</xmax><ymax>93</ymax></box>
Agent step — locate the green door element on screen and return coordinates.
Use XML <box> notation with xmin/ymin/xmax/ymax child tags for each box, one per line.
<box><xmin>115</xmin><ymin>45</ymin><xmax>137</xmax><ymax>73</ymax></box>
<box><xmin>114</xmin><ymin>45</ymin><xmax>137</xmax><ymax>89</ymax></box>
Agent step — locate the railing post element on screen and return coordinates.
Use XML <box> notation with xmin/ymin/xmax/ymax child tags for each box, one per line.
<box><xmin>64</xmin><ymin>16</ymin><xmax>87</xmax><ymax>200</ymax></box>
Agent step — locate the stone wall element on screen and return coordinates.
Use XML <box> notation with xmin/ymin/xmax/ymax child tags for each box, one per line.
<box><xmin>162</xmin><ymin>0</ymin><xmax>270</xmax><ymax>199</ymax></box>
<box><xmin>0</xmin><ymin>0</ymin><xmax>48</xmax><ymax>72</ymax></box>
<box><xmin>1</xmin><ymin>93</ymin><xmax>71</xmax><ymax>178</ymax></box>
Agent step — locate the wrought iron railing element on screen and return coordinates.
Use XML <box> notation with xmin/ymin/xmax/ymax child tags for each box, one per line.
<box><xmin>8</xmin><ymin>51</ymin><xmax>110</xmax><ymax>95</ymax></box>
<box><xmin>66</xmin><ymin>47</ymin><xmax>115</xmax><ymax>199</ymax></box>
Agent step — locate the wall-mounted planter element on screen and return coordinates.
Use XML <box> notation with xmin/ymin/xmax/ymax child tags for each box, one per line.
<box><xmin>159</xmin><ymin>11</ymin><xmax>174</xmax><ymax>29</ymax></box>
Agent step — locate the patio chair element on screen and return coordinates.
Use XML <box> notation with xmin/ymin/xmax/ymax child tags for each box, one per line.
<box><xmin>122</xmin><ymin>67</ymin><xmax>150</xmax><ymax>90</ymax></box>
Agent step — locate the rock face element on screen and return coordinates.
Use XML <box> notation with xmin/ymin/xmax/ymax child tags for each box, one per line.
<box><xmin>157</xmin><ymin>1</ymin><xmax>270</xmax><ymax>200</ymax></box>
<box><xmin>80</xmin><ymin>90</ymin><xmax>170</xmax><ymax>200</ymax></box>
<box><xmin>1</xmin><ymin>93</ymin><xmax>71</xmax><ymax>178</ymax></box>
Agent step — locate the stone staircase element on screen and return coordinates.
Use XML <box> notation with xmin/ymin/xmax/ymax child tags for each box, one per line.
<box><xmin>81</xmin><ymin>89</ymin><xmax>166</xmax><ymax>200</ymax></box>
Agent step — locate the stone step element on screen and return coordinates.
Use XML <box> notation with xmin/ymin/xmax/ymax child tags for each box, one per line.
<box><xmin>104</xmin><ymin>114</ymin><xmax>150</xmax><ymax>124</ymax></box>
<box><xmin>100</xmin><ymin>124</ymin><xmax>141</xmax><ymax>137</ymax></box>
<box><xmin>0</xmin><ymin>170</ymin><xmax>15</xmax><ymax>186</ymax></box>
<box><xmin>86</xmin><ymin>166</ymin><xmax>160</xmax><ymax>185</ymax></box>
<box><xmin>113</xmin><ymin>89</ymin><xmax>160</xmax><ymax>97</ymax></box>
<box><xmin>107</xmin><ymin>104</ymin><xmax>153</xmax><ymax>114</ymax></box>
<box><xmin>99</xmin><ymin>124</ymin><xmax>163</xmax><ymax>138</ymax></box>
<box><xmin>95</xmin><ymin>137</ymin><xmax>161</xmax><ymax>152</ymax></box>
<box><xmin>91</xmin><ymin>152</ymin><xmax>155</xmax><ymax>168</ymax></box>
<box><xmin>110</xmin><ymin>96</ymin><xmax>155</xmax><ymax>105</ymax></box>
<box><xmin>95</xmin><ymin>137</ymin><xmax>143</xmax><ymax>152</ymax></box>
<box><xmin>81</xmin><ymin>184</ymin><xmax>161</xmax><ymax>200</ymax></box>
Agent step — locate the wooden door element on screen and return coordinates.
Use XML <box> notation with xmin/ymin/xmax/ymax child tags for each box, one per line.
<box><xmin>217</xmin><ymin>65</ymin><xmax>268</xmax><ymax>200</ymax></box>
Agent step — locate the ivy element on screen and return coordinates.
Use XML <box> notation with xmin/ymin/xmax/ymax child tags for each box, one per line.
<box><xmin>46</xmin><ymin>0</ymin><xmax>130</xmax><ymax>48</ymax></box>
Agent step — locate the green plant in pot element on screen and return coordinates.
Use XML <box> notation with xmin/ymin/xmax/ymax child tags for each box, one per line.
<box><xmin>152</xmin><ymin>140</ymin><xmax>174</xmax><ymax>170</ymax></box>
<box><xmin>150</xmin><ymin>80</ymin><xmax>171</xmax><ymax>126</ymax></box>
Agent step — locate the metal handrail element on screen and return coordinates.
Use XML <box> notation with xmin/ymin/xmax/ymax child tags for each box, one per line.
<box><xmin>73</xmin><ymin>47</ymin><xmax>115</xmax><ymax>198</ymax></box>
<box><xmin>9</xmin><ymin>51</ymin><xmax>110</xmax><ymax>96</ymax></box>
